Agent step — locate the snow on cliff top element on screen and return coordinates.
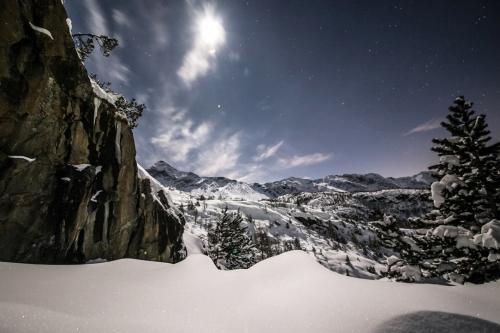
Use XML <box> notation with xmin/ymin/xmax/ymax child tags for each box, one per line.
<box><xmin>90</xmin><ymin>78</ymin><xmax>119</xmax><ymax>105</ymax></box>
<box><xmin>1</xmin><ymin>251</ymin><xmax>499</xmax><ymax>333</ymax></box>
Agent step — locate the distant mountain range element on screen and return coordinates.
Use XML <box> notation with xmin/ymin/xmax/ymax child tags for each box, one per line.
<box><xmin>147</xmin><ymin>161</ymin><xmax>434</xmax><ymax>200</ymax></box>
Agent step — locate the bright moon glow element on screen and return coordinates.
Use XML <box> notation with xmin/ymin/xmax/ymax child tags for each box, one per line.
<box><xmin>177</xmin><ymin>6</ymin><xmax>226</xmax><ymax>86</ymax></box>
<box><xmin>196</xmin><ymin>10</ymin><xmax>225</xmax><ymax>55</ymax></box>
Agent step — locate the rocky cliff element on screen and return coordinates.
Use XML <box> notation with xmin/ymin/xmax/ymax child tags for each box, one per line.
<box><xmin>0</xmin><ymin>0</ymin><xmax>185</xmax><ymax>263</ymax></box>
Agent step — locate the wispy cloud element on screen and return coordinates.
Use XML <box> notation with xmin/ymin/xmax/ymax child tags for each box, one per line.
<box><xmin>234</xmin><ymin>164</ymin><xmax>267</xmax><ymax>183</ymax></box>
<box><xmin>254</xmin><ymin>140</ymin><xmax>284</xmax><ymax>161</ymax></box>
<box><xmin>151</xmin><ymin>113</ymin><xmax>213</xmax><ymax>163</ymax></box>
<box><xmin>194</xmin><ymin>132</ymin><xmax>241</xmax><ymax>176</ymax></box>
<box><xmin>150</xmin><ymin>19</ymin><xmax>169</xmax><ymax>48</ymax></box>
<box><xmin>149</xmin><ymin>84</ymin><xmax>241</xmax><ymax>177</ymax></box>
<box><xmin>78</xmin><ymin>1</ymin><xmax>257</xmax><ymax>181</ymax></box>
<box><xmin>177</xmin><ymin>4</ymin><xmax>226</xmax><ymax>87</ymax></box>
<box><xmin>404</xmin><ymin>118</ymin><xmax>442</xmax><ymax>136</ymax></box>
<box><xmin>107</xmin><ymin>62</ymin><xmax>130</xmax><ymax>84</ymax></box>
<box><xmin>278</xmin><ymin>152</ymin><xmax>332</xmax><ymax>168</ymax></box>
<box><xmin>112</xmin><ymin>9</ymin><xmax>131</xmax><ymax>27</ymax></box>
<box><xmin>85</xmin><ymin>0</ymin><xmax>107</xmax><ymax>34</ymax></box>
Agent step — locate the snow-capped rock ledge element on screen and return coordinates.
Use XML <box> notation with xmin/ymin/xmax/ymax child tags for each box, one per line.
<box><xmin>1</xmin><ymin>251</ymin><xmax>499</xmax><ymax>333</ymax></box>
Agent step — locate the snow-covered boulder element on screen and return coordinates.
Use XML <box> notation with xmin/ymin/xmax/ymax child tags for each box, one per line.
<box><xmin>382</xmin><ymin>214</ymin><xmax>396</xmax><ymax>226</ymax></box>
<box><xmin>474</xmin><ymin>220</ymin><xmax>500</xmax><ymax>250</ymax></box>
<box><xmin>399</xmin><ymin>264</ymin><xmax>422</xmax><ymax>281</ymax></box>
<box><xmin>387</xmin><ymin>255</ymin><xmax>401</xmax><ymax>266</ymax></box>
<box><xmin>456</xmin><ymin>235</ymin><xmax>476</xmax><ymax>249</ymax></box>
<box><xmin>431</xmin><ymin>225</ymin><xmax>471</xmax><ymax>239</ymax></box>
<box><xmin>387</xmin><ymin>257</ymin><xmax>422</xmax><ymax>282</ymax></box>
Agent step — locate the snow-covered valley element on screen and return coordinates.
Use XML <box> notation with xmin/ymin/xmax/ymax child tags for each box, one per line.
<box><xmin>1</xmin><ymin>251</ymin><xmax>499</xmax><ymax>333</ymax></box>
<box><xmin>146</xmin><ymin>161</ymin><xmax>434</xmax><ymax>278</ymax></box>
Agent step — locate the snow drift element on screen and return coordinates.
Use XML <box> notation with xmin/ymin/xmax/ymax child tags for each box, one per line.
<box><xmin>0</xmin><ymin>251</ymin><xmax>499</xmax><ymax>333</ymax></box>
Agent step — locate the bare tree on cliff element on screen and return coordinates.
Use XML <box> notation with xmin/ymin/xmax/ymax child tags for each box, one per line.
<box><xmin>72</xmin><ymin>33</ymin><xmax>118</xmax><ymax>61</ymax></box>
<box><xmin>72</xmin><ymin>34</ymin><xmax>145</xmax><ymax>129</ymax></box>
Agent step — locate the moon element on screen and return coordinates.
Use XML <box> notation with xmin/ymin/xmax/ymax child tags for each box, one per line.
<box><xmin>196</xmin><ymin>9</ymin><xmax>225</xmax><ymax>54</ymax></box>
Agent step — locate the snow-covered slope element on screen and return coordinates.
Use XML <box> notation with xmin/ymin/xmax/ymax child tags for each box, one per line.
<box><xmin>1</xmin><ymin>251</ymin><xmax>499</xmax><ymax>333</ymax></box>
<box><xmin>170</xmin><ymin>187</ymin><xmax>432</xmax><ymax>278</ymax></box>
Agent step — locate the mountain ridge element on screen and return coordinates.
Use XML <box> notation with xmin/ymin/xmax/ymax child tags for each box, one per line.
<box><xmin>147</xmin><ymin>160</ymin><xmax>434</xmax><ymax>200</ymax></box>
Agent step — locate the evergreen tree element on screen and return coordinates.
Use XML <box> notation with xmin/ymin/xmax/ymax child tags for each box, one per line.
<box><xmin>187</xmin><ymin>201</ymin><xmax>196</xmax><ymax>211</ymax></box>
<box><xmin>293</xmin><ymin>237</ymin><xmax>302</xmax><ymax>250</ymax></box>
<box><xmin>114</xmin><ymin>96</ymin><xmax>146</xmax><ymax>129</ymax></box>
<box><xmin>397</xmin><ymin>97</ymin><xmax>500</xmax><ymax>283</ymax></box>
<box><xmin>430</xmin><ymin>96</ymin><xmax>500</xmax><ymax>227</ymax></box>
<box><xmin>193</xmin><ymin>209</ymin><xmax>199</xmax><ymax>225</ymax></box>
<box><xmin>207</xmin><ymin>207</ymin><xmax>256</xmax><ymax>270</ymax></box>
<box><xmin>254</xmin><ymin>229</ymin><xmax>273</xmax><ymax>260</ymax></box>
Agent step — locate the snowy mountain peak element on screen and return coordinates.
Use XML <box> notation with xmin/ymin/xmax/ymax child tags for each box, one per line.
<box><xmin>147</xmin><ymin>161</ymin><xmax>434</xmax><ymax>200</ymax></box>
<box><xmin>151</xmin><ymin>160</ymin><xmax>198</xmax><ymax>179</ymax></box>
<box><xmin>147</xmin><ymin>162</ymin><xmax>268</xmax><ymax>200</ymax></box>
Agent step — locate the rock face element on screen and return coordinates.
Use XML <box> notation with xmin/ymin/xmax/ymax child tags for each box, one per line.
<box><xmin>0</xmin><ymin>0</ymin><xmax>185</xmax><ymax>263</ymax></box>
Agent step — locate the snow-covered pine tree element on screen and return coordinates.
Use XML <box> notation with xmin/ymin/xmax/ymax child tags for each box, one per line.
<box><xmin>207</xmin><ymin>207</ymin><xmax>256</xmax><ymax>270</ymax></box>
<box><xmin>430</xmin><ymin>96</ymin><xmax>500</xmax><ymax>226</ymax></box>
<box><xmin>416</xmin><ymin>96</ymin><xmax>500</xmax><ymax>283</ymax></box>
<box><xmin>370</xmin><ymin>215</ymin><xmax>423</xmax><ymax>282</ymax></box>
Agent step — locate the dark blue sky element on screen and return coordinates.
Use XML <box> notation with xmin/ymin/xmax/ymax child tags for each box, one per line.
<box><xmin>65</xmin><ymin>0</ymin><xmax>500</xmax><ymax>182</ymax></box>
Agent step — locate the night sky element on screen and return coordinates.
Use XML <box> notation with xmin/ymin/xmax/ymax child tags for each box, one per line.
<box><xmin>65</xmin><ymin>0</ymin><xmax>500</xmax><ymax>183</ymax></box>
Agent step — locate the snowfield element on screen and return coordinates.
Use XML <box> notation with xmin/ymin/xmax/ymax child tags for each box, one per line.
<box><xmin>170</xmin><ymin>187</ymin><xmax>431</xmax><ymax>279</ymax></box>
<box><xmin>144</xmin><ymin>162</ymin><xmax>436</xmax><ymax>279</ymax></box>
<box><xmin>1</xmin><ymin>251</ymin><xmax>499</xmax><ymax>333</ymax></box>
